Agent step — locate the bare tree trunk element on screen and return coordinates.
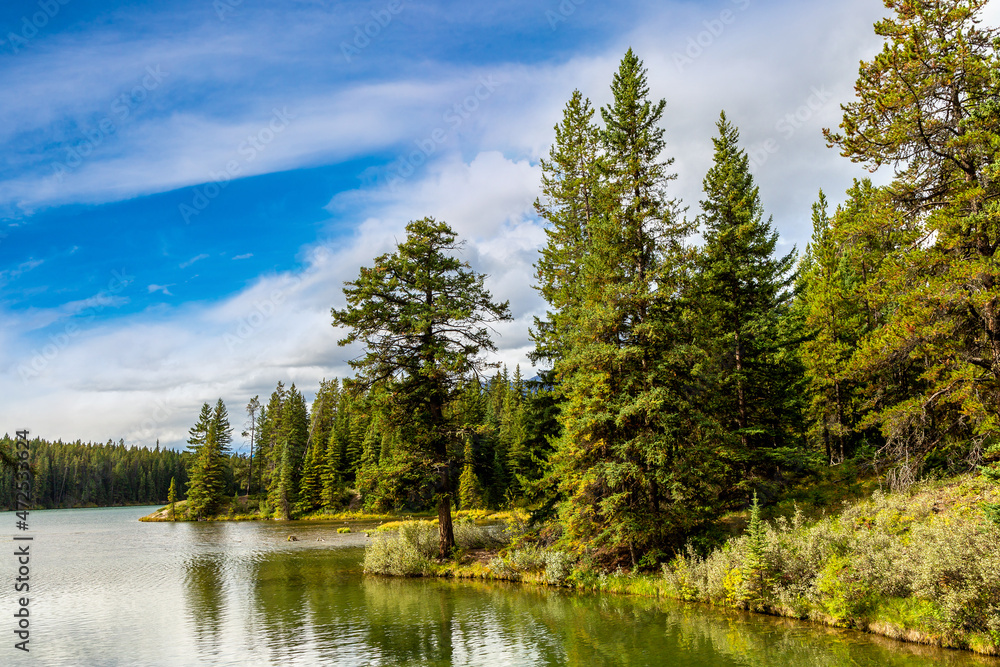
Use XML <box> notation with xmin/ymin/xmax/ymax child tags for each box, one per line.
<box><xmin>437</xmin><ymin>466</ymin><xmax>455</xmax><ymax>559</ymax></box>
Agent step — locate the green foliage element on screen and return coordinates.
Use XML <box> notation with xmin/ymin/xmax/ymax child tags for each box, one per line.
<box><xmin>825</xmin><ymin>0</ymin><xmax>1000</xmax><ymax>480</ymax></box>
<box><xmin>662</xmin><ymin>480</ymin><xmax>1000</xmax><ymax>649</ymax></box>
<box><xmin>363</xmin><ymin>518</ymin><xmax>511</xmax><ymax>575</ymax></box>
<box><xmin>0</xmin><ymin>436</ymin><xmax>190</xmax><ymax>511</ymax></box>
<box><xmin>458</xmin><ymin>438</ymin><xmax>485</xmax><ymax>510</ymax></box>
<box><xmin>186</xmin><ymin>399</ymin><xmax>233</xmax><ymax>519</ymax></box>
<box><xmin>332</xmin><ymin>217</ymin><xmax>512</xmax><ymax>557</ymax></box>
<box><xmin>363</xmin><ymin>531</ymin><xmax>431</xmax><ymax>576</ymax></box>
<box><xmin>742</xmin><ymin>492</ymin><xmax>770</xmax><ymax>606</ymax></box>
<box><xmin>694</xmin><ymin>112</ymin><xmax>801</xmax><ymax>495</ymax></box>
<box><xmin>539</xmin><ymin>48</ymin><xmax>713</xmax><ymax>563</ymax></box>
<box><xmin>167</xmin><ymin>476</ymin><xmax>177</xmax><ymax>520</ymax></box>
<box><xmin>267</xmin><ymin>385</ymin><xmax>308</xmax><ymax>520</ymax></box>
<box><xmin>797</xmin><ymin>184</ymin><xmax>885</xmax><ymax>464</ymax></box>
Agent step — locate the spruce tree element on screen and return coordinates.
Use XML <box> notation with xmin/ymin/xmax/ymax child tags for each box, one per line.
<box><xmin>260</xmin><ymin>383</ymin><xmax>286</xmax><ymax>516</ymax></box>
<box><xmin>167</xmin><ymin>476</ymin><xmax>177</xmax><ymax>521</ymax></box>
<box><xmin>543</xmin><ymin>49</ymin><xmax>698</xmax><ymax>562</ymax></box>
<box><xmin>798</xmin><ymin>182</ymin><xmax>890</xmax><ymax>463</ymax></box>
<box><xmin>298</xmin><ymin>436</ymin><xmax>323</xmax><ymax>513</ymax></box>
<box><xmin>185</xmin><ymin>399</ymin><xmax>232</xmax><ymax>519</ymax></box>
<box><xmin>314</xmin><ymin>379</ymin><xmax>343</xmax><ymax>506</ymax></box>
<box><xmin>531</xmin><ymin>89</ymin><xmax>603</xmax><ymax>365</ymax></box>
<box><xmin>270</xmin><ymin>385</ymin><xmax>308</xmax><ymax>520</ymax></box>
<box><xmin>694</xmin><ymin>112</ymin><xmax>799</xmax><ymax>492</ymax></box>
<box><xmin>185</xmin><ymin>403</ymin><xmax>212</xmax><ymax>456</ymax></box>
<box><xmin>458</xmin><ymin>438</ymin><xmax>484</xmax><ymax>510</ymax></box>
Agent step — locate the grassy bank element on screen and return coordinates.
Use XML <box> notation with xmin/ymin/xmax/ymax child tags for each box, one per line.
<box><xmin>139</xmin><ymin>498</ymin><xmax>515</xmax><ymax>526</ymax></box>
<box><xmin>364</xmin><ymin>475</ymin><xmax>1000</xmax><ymax>656</ymax></box>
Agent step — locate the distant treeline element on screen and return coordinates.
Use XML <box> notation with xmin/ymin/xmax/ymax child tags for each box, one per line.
<box><xmin>0</xmin><ymin>436</ymin><xmax>191</xmax><ymax>510</ymax></box>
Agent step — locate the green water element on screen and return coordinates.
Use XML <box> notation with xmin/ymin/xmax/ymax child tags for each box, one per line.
<box><xmin>2</xmin><ymin>506</ymin><xmax>996</xmax><ymax>666</ymax></box>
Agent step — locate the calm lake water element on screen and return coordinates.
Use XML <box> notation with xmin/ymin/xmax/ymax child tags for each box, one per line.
<box><xmin>2</xmin><ymin>506</ymin><xmax>997</xmax><ymax>666</ymax></box>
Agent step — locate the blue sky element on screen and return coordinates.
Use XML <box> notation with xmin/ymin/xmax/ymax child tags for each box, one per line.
<box><xmin>4</xmin><ymin>0</ymin><xmax>995</xmax><ymax>451</ymax></box>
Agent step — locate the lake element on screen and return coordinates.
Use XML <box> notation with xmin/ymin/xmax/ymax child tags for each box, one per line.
<box><xmin>1</xmin><ymin>506</ymin><xmax>995</xmax><ymax>666</ymax></box>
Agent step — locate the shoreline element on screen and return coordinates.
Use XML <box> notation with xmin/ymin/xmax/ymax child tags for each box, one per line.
<box><xmin>403</xmin><ymin>554</ymin><xmax>1000</xmax><ymax>658</ymax></box>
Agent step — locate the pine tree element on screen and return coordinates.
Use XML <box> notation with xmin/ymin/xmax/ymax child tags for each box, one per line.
<box><xmin>694</xmin><ymin>112</ymin><xmax>799</xmax><ymax>492</ymax></box>
<box><xmin>798</xmin><ymin>182</ymin><xmax>891</xmax><ymax>463</ymax></box>
<box><xmin>825</xmin><ymin>0</ymin><xmax>1000</xmax><ymax>477</ymax></box>
<box><xmin>167</xmin><ymin>476</ymin><xmax>177</xmax><ymax>521</ymax></box>
<box><xmin>332</xmin><ymin>217</ymin><xmax>511</xmax><ymax>557</ymax></box>
<box><xmin>244</xmin><ymin>396</ymin><xmax>260</xmax><ymax>496</ymax></box>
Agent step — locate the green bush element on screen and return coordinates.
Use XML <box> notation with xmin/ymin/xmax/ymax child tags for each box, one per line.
<box><xmin>660</xmin><ymin>479</ymin><xmax>1000</xmax><ymax>649</ymax></box>
<box><xmin>453</xmin><ymin>518</ymin><xmax>510</xmax><ymax>549</ymax></box>
<box><xmin>363</xmin><ymin>532</ymin><xmax>430</xmax><ymax>576</ymax></box>
<box><xmin>506</xmin><ymin>544</ymin><xmax>547</xmax><ymax>572</ymax></box>
<box><xmin>543</xmin><ymin>550</ymin><xmax>574</xmax><ymax>585</ymax></box>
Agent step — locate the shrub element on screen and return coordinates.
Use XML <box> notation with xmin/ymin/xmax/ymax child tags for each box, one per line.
<box><xmin>396</xmin><ymin>521</ymin><xmax>439</xmax><ymax>558</ymax></box>
<box><xmin>363</xmin><ymin>532</ymin><xmax>430</xmax><ymax>576</ymax></box>
<box><xmin>543</xmin><ymin>550</ymin><xmax>575</xmax><ymax>585</ymax></box>
<box><xmin>905</xmin><ymin>518</ymin><xmax>1000</xmax><ymax>640</ymax></box>
<box><xmin>506</xmin><ymin>544</ymin><xmax>547</xmax><ymax>572</ymax></box>
<box><xmin>337</xmin><ymin>527</ymin><xmax>351</xmax><ymax>534</ymax></box>
<box><xmin>453</xmin><ymin>518</ymin><xmax>510</xmax><ymax>550</ymax></box>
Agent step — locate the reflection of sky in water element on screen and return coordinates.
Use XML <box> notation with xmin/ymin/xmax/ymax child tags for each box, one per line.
<box><xmin>2</xmin><ymin>507</ymin><xmax>991</xmax><ymax>667</ymax></box>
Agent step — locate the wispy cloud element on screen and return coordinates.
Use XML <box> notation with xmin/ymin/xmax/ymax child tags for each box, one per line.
<box><xmin>179</xmin><ymin>254</ymin><xmax>209</xmax><ymax>269</ymax></box>
<box><xmin>0</xmin><ymin>258</ymin><xmax>44</xmax><ymax>284</ymax></box>
<box><xmin>0</xmin><ymin>0</ymin><xmax>927</xmax><ymax>450</ymax></box>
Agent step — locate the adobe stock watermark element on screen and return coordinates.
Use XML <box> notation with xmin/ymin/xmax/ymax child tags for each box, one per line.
<box><xmin>126</xmin><ymin>397</ymin><xmax>176</xmax><ymax>447</ymax></box>
<box><xmin>51</xmin><ymin>65</ymin><xmax>169</xmax><ymax>183</ymax></box>
<box><xmin>17</xmin><ymin>268</ymin><xmax>134</xmax><ymax>382</ymax></box>
<box><xmin>178</xmin><ymin>107</ymin><xmax>295</xmax><ymax>224</ymax></box>
<box><xmin>341</xmin><ymin>0</ymin><xmax>404</xmax><ymax>63</ymax></box>
<box><xmin>0</xmin><ymin>0</ymin><xmax>71</xmax><ymax>55</ymax></box>
<box><xmin>673</xmin><ymin>0</ymin><xmax>751</xmax><ymax>72</ymax></box>
<box><xmin>383</xmin><ymin>75</ymin><xmax>502</xmax><ymax>192</ymax></box>
<box><xmin>13</xmin><ymin>429</ymin><xmax>32</xmax><ymax>653</ymax></box>
<box><xmin>213</xmin><ymin>0</ymin><xmax>242</xmax><ymax>21</ymax></box>
<box><xmin>223</xmin><ymin>247</ymin><xmax>330</xmax><ymax>351</ymax></box>
<box><xmin>545</xmin><ymin>0</ymin><xmax>585</xmax><ymax>30</ymax></box>
<box><xmin>749</xmin><ymin>85</ymin><xmax>833</xmax><ymax>169</ymax></box>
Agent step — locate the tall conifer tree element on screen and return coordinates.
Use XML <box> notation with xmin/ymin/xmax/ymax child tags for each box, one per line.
<box><xmin>694</xmin><ymin>112</ymin><xmax>799</xmax><ymax>492</ymax></box>
<box><xmin>542</xmin><ymin>50</ymin><xmax>697</xmax><ymax>562</ymax></box>
<box><xmin>825</xmin><ymin>0</ymin><xmax>1000</xmax><ymax>478</ymax></box>
<box><xmin>332</xmin><ymin>217</ymin><xmax>511</xmax><ymax>557</ymax></box>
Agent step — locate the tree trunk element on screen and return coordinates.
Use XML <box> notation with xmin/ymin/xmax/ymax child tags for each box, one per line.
<box><xmin>437</xmin><ymin>467</ymin><xmax>455</xmax><ymax>559</ymax></box>
<box><xmin>735</xmin><ymin>331</ymin><xmax>748</xmax><ymax>450</ymax></box>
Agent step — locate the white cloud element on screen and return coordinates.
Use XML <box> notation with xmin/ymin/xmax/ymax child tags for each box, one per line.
<box><xmin>0</xmin><ymin>150</ymin><xmax>544</xmax><ymax>449</ymax></box>
<box><xmin>3</xmin><ymin>0</ymin><xmax>983</xmax><ymax>450</ymax></box>
<box><xmin>179</xmin><ymin>254</ymin><xmax>209</xmax><ymax>269</ymax></box>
